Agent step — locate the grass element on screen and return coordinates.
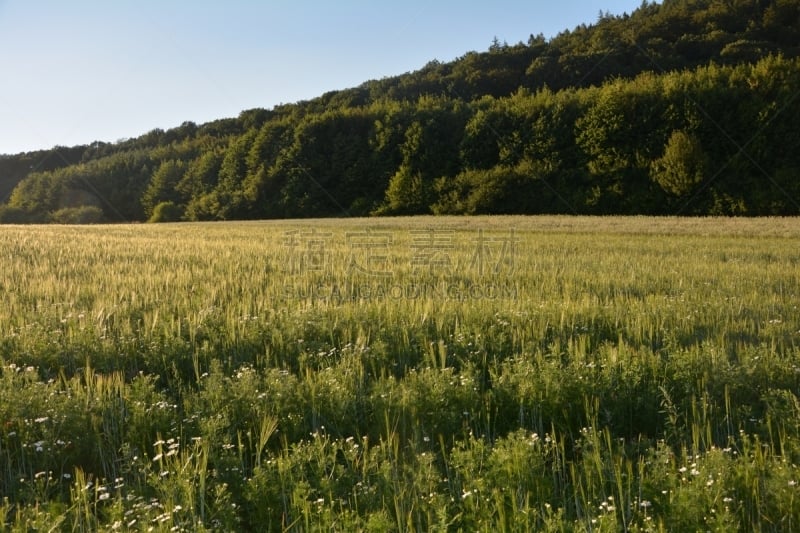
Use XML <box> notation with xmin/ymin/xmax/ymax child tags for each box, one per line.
<box><xmin>1</xmin><ymin>216</ymin><xmax>799</xmax><ymax>531</ymax></box>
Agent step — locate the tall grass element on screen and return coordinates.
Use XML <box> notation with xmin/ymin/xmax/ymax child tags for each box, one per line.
<box><xmin>1</xmin><ymin>216</ymin><xmax>799</xmax><ymax>530</ymax></box>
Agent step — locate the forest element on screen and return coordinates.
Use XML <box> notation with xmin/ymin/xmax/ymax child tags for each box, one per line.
<box><xmin>1</xmin><ymin>0</ymin><xmax>799</xmax><ymax>223</ymax></box>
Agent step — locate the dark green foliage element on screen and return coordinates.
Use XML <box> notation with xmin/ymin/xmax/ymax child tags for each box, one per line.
<box><xmin>652</xmin><ymin>130</ymin><xmax>710</xmax><ymax>196</ymax></box>
<box><xmin>2</xmin><ymin>0</ymin><xmax>800</xmax><ymax>221</ymax></box>
<box><xmin>147</xmin><ymin>201</ymin><xmax>185</xmax><ymax>223</ymax></box>
<box><xmin>49</xmin><ymin>205</ymin><xmax>105</xmax><ymax>224</ymax></box>
<box><xmin>141</xmin><ymin>160</ymin><xmax>187</xmax><ymax>217</ymax></box>
<box><xmin>0</xmin><ymin>205</ymin><xmax>35</xmax><ymax>223</ymax></box>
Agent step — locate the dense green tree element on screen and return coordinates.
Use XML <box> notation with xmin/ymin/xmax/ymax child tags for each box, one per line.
<box><xmin>2</xmin><ymin>0</ymin><xmax>800</xmax><ymax>222</ymax></box>
<box><xmin>176</xmin><ymin>150</ymin><xmax>224</xmax><ymax>202</ymax></box>
<box><xmin>376</xmin><ymin>97</ymin><xmax>468</xmax><ymax>215</ymax></box>
<box><xmin>651</xmin><ymin>130</ymin><xmax>710</xmax><ymax>196</ymax></box>
<box><xmin>141</xmin><ymin>160</ymin><xmax>187</xmax><ymax>218</ymax></box>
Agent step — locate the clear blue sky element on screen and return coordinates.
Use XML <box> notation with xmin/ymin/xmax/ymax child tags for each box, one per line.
<box><xmin>0</xmin><ymin>1</ymin><xmax>650</xmax><ymax>155</ymax></box>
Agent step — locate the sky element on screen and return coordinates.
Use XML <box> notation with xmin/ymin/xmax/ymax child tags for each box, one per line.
<box><xmin>0</xmin><ymin>1</ymin><xmax>650</xmax><ymax>155</ymax></box>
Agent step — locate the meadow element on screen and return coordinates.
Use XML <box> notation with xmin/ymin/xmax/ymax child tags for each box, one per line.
<box><xmin>1</xmin><ymin>216</ymin><xmax>800</xmax><ymax>532</ymax></box>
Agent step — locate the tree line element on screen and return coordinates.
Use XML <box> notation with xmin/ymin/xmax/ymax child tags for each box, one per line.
<box><xmin>2</xmin><ymin>0</ymin><xmax>799</xmax><ymax>222</ymax></box>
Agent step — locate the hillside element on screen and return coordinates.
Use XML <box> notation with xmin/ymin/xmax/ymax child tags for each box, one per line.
<box><xmin>2</xmin><ymin>0</ymin><xmax>799</xmax><ymax>222</ymax></box>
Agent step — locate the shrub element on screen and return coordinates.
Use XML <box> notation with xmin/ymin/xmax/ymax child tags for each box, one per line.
<box><xmin>148</xmin><ymin>201</ymin><xmax>185</xmax><ymax>223</ymax></box>
<box><xmin>0</xmin><ymin>205</ymin><xmax>35</xmax><ymax>223</ymax></box>
<box><xmin>49</xmin><ymin>205</ymin><xmax>104</xmax><ymax>224</ymax></box>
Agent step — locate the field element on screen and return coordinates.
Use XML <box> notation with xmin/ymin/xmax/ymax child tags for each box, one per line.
<box><xmin>1</xmin><ymin>216</ymin><xmax>800</xmax><ymax>532</ymax></box>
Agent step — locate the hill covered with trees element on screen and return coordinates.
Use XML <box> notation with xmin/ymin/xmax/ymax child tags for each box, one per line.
<box><xmin>2</xmin><ymin>0</ymin><xmax>799</xmax><ymax>222</ymax></box>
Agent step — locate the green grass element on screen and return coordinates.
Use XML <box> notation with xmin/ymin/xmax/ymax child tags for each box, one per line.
<box><xmin>1</xmin><ymin>216</ymin><xmax>800</xmax><ymax>531</ymax></box>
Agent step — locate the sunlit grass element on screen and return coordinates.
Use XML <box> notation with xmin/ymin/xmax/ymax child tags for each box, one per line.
<box><xmin>1</xmin><ymin>216</ymin><xmax>799</xmax><ymax>531</ymax></box>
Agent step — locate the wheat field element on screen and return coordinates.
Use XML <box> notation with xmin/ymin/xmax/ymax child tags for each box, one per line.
<box><xmin>1</xmin><ymin>216</ymin><xmax>800</xmax><ymax>531</ymax></box>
